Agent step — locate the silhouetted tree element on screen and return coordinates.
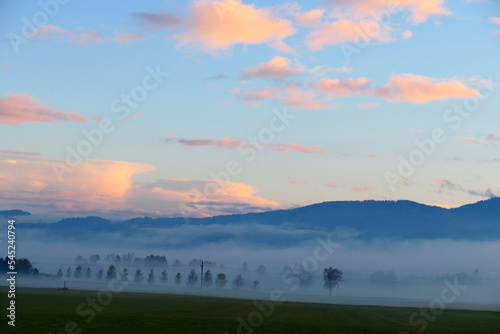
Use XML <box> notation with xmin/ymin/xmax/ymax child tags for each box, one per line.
<box><xmin>189</xmin><ymin>259</ymin><xmax>201</xmax><ymax>267</ymax></box>
<box><xmin>33</xmin><ymin>268</ymin><xmax>39</xmax><ymax>277</ymax></box>
<box><xmin>160</xmin><ymin>270</ymin><xmax>168</xmax><ymax>284</ymax></box>
<box><xmin>187</xmin><ymin>269</ymin><xmax>198</xmax><ymax>286</ymax></box>
<box><xmin>121</xmin><ymin>268</ymin><xmax>129</xmax><ymax>281</ymax></box>
<box><xmin>323</xmin><ymin>267</ymin><xmax>343</xmax><ymax>296</ymax></box>
<box><xmin>106</xmin><ymin>265</ymin><xmax>117</xmax><ymax>280</ymax></box>
<box><xmin>232</xmin><ymin>274</ymin><xmax>244</xmax><ymax>289</ymax></box>
<box><xmin>252</xmin><ymin>280</ymin><xmax>259</xmax><ymax>289</ymax></box>
<box><xmin>74</xmin><ymin>265</ymin><xmax>82</xmax><ymax>279</ymax></box>
<box><xmin>283</xmin><ymin>263</ymin><xmax>313</xmax><ymax>286</ymax></box>
<box><xmin>175</xmin><ymin>272</ymin><xmax>182</xmax><ymax>284</ymax></box>
<box><xmin>17</xmin><ymin>258</ymin><xmax>34</xmax><ymax>275</ymax></box>
<box><xmin>215</xmin><ymin>273</ymin><xmax>227</xmax><ymax>287</ymax></box>
<box><xmin>97</xmin><ymin>268</ymin><xmax>104</xmax><ymax>280</ymax></box>
<box><xmin>203</xmin><ymin>270</ymin><xmax>213</xmax><ymax>287</ymax></box>
<box><xmin>256</xmin><ymin>265</ymin><xmax>267</xmax><ymax>274</ymax></box>
<box><xmin>134</xmin><ymin>269</ymin><xmax>143</xmax><ymax>284</ymax></box>
<box><xmin>147</xmin><ymin>269</ymin><xmax>155</xmax><ymax>284</ymax></box>
<box><xmin>90</xmin><ymin>254</ymin><xmax>100</xmax><ymax>264</ymax></box>
<box><xmin>85</xmin><ymin>267</ymin><xmax>92</xmax><ymax>279</ymax></box>
<box><xmin>56</xmin><ymin>269</ymin><xmax>63</xmax><ymax>278</ymax></box>
<box><xmin>66</xmin><ymin>266</ymin><xmax>71</xmax><ymax>279</ymax></box>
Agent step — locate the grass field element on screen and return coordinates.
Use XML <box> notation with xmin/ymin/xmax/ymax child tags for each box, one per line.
<box><xmin>1</xmin><ymin>287</ymin><xmax>499</xmax><ymax>333</ymax></box>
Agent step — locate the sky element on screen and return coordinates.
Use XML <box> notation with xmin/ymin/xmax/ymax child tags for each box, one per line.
<box><xmin>0</xmin><ymin>0</ymin><xmax>499</xmax><ymax>220</ymax></box>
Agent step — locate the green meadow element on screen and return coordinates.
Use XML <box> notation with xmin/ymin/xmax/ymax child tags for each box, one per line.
<box><xmin>1</xmin><ymin>287</ymin><xmax>499</xmax><ymax>333</ymax></box>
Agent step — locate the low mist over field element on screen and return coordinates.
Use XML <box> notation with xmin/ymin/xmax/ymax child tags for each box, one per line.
<box><xmin>3</xmin><ymin>199</ymin><xmax>500</xmax><ymax>311</ymax></box>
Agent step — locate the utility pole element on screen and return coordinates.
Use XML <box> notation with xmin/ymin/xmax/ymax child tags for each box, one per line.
<box><xmin>200</xmin><ymin>260</ymin><xmax>204</xmax><ymax>288</ymax></box>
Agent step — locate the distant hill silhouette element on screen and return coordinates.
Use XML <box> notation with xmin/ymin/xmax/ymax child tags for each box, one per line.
<box><xmin>13</xmin><ymin>198</ymin><xmax>500</xmax><ymax>247</ymax></box>
<box><xmin>0</xmin><ymin>210</ymin><xmax>31</xmax><ymax>218</ymax></box>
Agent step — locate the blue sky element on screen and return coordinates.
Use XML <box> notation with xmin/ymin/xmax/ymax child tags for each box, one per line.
<box><xmin>0</xmin><ymin>0</ymin><xmax>499</xmax><ymax>219</ymax></box>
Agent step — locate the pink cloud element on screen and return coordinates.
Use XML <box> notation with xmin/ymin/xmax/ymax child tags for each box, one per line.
<box><xmin>35</xmin><ymin>24</ymin><xmax>143</xmax><ymax>45</ymax></box>
<box><xmin>128</xmin><ymin>178</ymin><xmax>282</xmax><ymax>217</ymax></box>
<box><xmin>323</xmin><ymin>0</ymin><xmax>451</xmax><ymax>24</ymax></box>
<box><xmin>36</xmin><ymin>25</ymin><xmax>104</xmax><ymax>45</ymax></box>
<box><xmin>459</xmin><ymin>137</ymin><xmax>479</xmax><ymax>144</ymax></box>
<box><xmin>490</xmin><ymin>17</ymin><xmax>500</xmax><ymax>34</ymax></box>
<box><xmin>295</xmin><ymin>9</ymin><xmax>324</xmax><ymax>27</ymax></box>
<box><xmin>374</xmin><ymin>74</ymin><xmax>478</xmax><ymax>103</ymax></box>
<box><xmin>216</xmin><ymin>137</ymin><xmax>243</xmax><ymax>149</ymax></box>
<box><xmin>112</xmin><ymin>32</ymin><xmax>145</xmax><ymax>43</ymax></box>
<box><xmin>232</xmin><ymin>87</ymin><xmax>278</xmax><ymax>106</ymax></box>
<box><xmin>0</xmin><ymin>156</ymin><xmax>154</xmax><ymax>215</ymax></box>
<box><xmin>242</xmin><ymin>56</ymin><xmax>304</xmax><ymax>79</ymax></box>
<box><xmin>325</xmin><ymin>183</ymin><xmax>343</xmax><ymax>188</ymax></box>
<box><xmin>0</xmin><ymin>149</ymin><xmax>40</xmax><ymax>157</ymax></box>
<box><xmin>0</xmin><ymin>154</ymin><xmax>283</xmax><ymax>218</ymax></box>
<box><xmin>0</xmin><ymin>93</ymin><xmax>87</xmax><ymax>125</ymax></box>
<box><xmin>277</xmin><ymin>143</ymin><xmax>327</xmax><ymax>154</ymax></box>
<box><xmin>165</xmin><ymin>136</ymin><xmax>326</xmax><ymax>154</ymax></box>
<box><xmin>233</xmin><ymin>86</ymin><xmax>332</xmax><ymax>110</ymax></box>
<box><xmin>402</xmin><ymin>30</ymin><xmax>413</xmax><ymax>40</ymax></box>
<box><xmin>314</xmin><ymin>77</ymin><xmax>372</xmax><ymax>96</ymax></box>
<box><xmin>309</xmin><ymin>65</ymin><xmax>352</xmax><ymax>76</ymax></box>
<box><xmin>489</xmin><ymin>17</ymin><xmax>500</xmax><ymax>25</ymax></box>
<box><xmin>281</xmin><ymin>86</ymin><xmax>334</xmax><ymax>110</ymax></box>
<box><xmin>351</xmin><ymin>186</ymin><xmax>375</xmax><ymax>193</ymax></box>
<box><xmin>305</xmin><ymin>19</ymin><xmax>394</xmax><ymax>51</ymax></box>
<box><xmin>172</xmin><ymin>0</ymin><xmax>295</xmax><ymax>53</ymax></box>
